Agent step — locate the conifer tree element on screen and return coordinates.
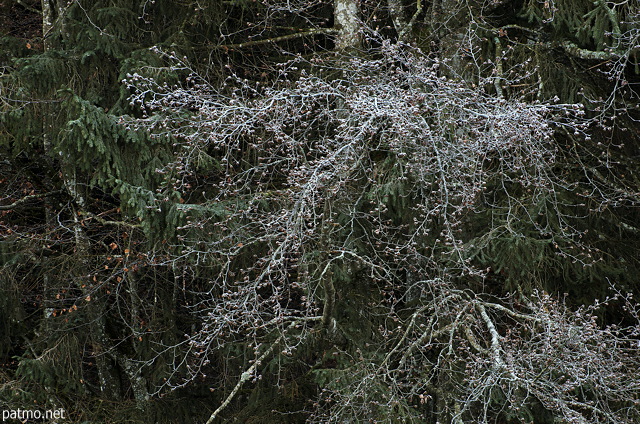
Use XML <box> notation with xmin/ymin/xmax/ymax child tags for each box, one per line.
<box><xmin>1</xmin><ymin>1</ymin><xmax>640</xmax><ymax>423</ymax></box>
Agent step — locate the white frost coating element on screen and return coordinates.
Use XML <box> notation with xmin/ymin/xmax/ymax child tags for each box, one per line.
<box><xmin>334</xmin><ymin>0</ymin><xmax>360</xmax><ymax>50</ymax></box>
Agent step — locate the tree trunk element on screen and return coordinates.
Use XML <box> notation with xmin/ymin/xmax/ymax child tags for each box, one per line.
<box><xmin>334</xmin><ymin>0</ymin><xmax>361</xmax><ymax>50</ymax></box>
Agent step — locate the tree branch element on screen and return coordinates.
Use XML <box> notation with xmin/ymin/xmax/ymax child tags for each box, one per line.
<box><xmin>480</xmin><ymin>300</ymin><xmax>542</xmax><ymax>323</ymax></box>
<box><xmin>476</xmin><ymin>303</ymin><xmax>506</xmax><ymax>370</ymax></box>
<box><xmin>205</xmin><ymin>321</ymin><xmax>298</xmax><ymax>424</ymax></box>
<box><xmin>559</xmin><ymin>41</ymin><xmax>622</xmax><ymax>61</ymax></box>
<box><xmin>0</xmin><ymin>190</ymin><xmax>62</xmax><ymax>211</ymax></box>
<box><xmin>79</xmin><ymin>211</ymin><xmax>142</xmax><ymax>229</ymax></box>
<box><xmin>399</xmin><ymin>0</ymin><xmax>422</xmax><ymax>41</ymax></box>
<box><xmin>216</xmin><ymin>28</ymin><xmax>337</xmax><ymax>50</ymax></box>
<box><xmin>16</xmin><ymin>0</ymin><xmax>42</xmax><ymax>15</ymax></box>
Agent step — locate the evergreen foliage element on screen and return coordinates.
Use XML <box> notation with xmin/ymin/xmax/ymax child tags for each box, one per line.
<box><xmin>1</xmin><ymin>0</ymin><xmax>640</xmax><ymax>423</ymax></box>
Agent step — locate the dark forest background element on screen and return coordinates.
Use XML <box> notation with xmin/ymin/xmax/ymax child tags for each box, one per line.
<box><xmin>1</xmin><ymin>0</ymin><xmax>640</xmax><ymax>423</ymax></box>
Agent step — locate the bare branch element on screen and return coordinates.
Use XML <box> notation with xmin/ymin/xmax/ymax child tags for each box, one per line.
<box><xmin>215</xmin><ymin>28</ymin><xmax>337</xmax><ymax>50</ymax></box>
<box><xmin>205</xmin><ymin>320</ymin><xmax>301</xmax><ymax>424</ymax></box>
<box><xmin>0</xmin><ymin>190</ymin><xmax>62</xmax><ymax>211</ymax></box>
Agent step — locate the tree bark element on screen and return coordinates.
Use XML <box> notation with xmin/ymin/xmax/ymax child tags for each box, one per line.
<box><xmin>334</xmin><ymin>0</ymin><xmax>361</xmax><ymax>50</ymax></box>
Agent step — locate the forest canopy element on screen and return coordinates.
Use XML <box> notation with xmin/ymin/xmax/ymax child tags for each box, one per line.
<box><xmin>1</xmin><ymin>0</ymin><xmax>640</xmax><ymax>423</ymax></box>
